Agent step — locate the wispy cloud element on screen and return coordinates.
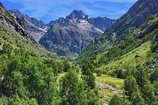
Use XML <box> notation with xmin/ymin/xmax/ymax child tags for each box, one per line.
<box><xmin>1</xmin><ymin>0</ymin><xmax>137</xmax><ymax>23</ymax></box>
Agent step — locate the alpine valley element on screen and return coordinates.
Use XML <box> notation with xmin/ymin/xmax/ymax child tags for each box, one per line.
<box><xmin>1</xmin><ymin>0</ymin><xmax>158</xmax><ymax>105</ymax></box>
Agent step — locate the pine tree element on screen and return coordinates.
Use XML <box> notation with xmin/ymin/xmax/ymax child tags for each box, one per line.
<box><xmin>150</xmin><ymin>69</ymin><xmax>158</xmax><ymax>82</ymax></box>
<box><xmin>124</xmin><ymin>76</ymin><xmax>145</xmax><ymax>105</ymax></box>
<box><xmin>81</xmin><ymin>60</ymin><xmax>96</xmax><ymax>89</ymax></box>
<box><xmin>134</xmin><ymin>67</ymin><xmax>148</xmax><ymax>88</ymax></box>
<box><xmin>142</xmin><ymin>83</ymin><xmax>156</xmax><ymax>105</ymax></box>
<box><xmin>60</xmin><ymin>70</ymin><xmax>82</xmax><ymax>105</ymax></box>
<box><xmin>124</xmin><ymin>76</ymin><xmax>138</xmax><ymax>97</ymax></box>
<box><xmin>130</xmin><ymin>91</ymin><xmax>145</xmax><ymax>105</ymax></box>
<box><xmin>109</xmin><ymin>95</ymin><xmax>122</xmax><ymax>105</ymax></box>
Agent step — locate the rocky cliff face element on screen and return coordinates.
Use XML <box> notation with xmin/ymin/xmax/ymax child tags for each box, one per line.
<box><xmin>39</xmin><ymin>10</ymin><xmax>113</xmax><ymax>58</ymax></box>
<box><xmin>88</xmin><ymin>17</ymin><xmax>115</xmax><ymax>32</ymax></box>
<box><xmin>0</xmin><ymin>3</ymin><xmax>28</xmax><ymax>37</ymax></box>
<box><xmin>0</xmin><ymin>2</ymin><xmax>5</xmax><ymax>15</ymax></box>
<box><xmin>9</xmin><ymin>10</ymin><xmax>47</xmax><ymax>41</ymax></box>
<box><xmin>110</xmin><ymin>0</ymin><xmax>158</xmax><ymax>38</ymax></box>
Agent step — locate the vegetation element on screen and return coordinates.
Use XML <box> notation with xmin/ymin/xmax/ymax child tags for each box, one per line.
<box><xmin>2</xmin><ymin>2</ymin><xmax>158</xmax><ymax>105</ymax></box>
<box><xmin>78</xmin><ymin>15</ymin><xmax>158</xmax><ymax>105</ymax></box>
<box><xmin>0</xmin><ymin>26</ymin><xmax>100</xmax><ymax>105</ymax></box>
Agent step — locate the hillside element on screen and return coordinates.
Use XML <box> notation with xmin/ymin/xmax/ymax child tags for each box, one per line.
<box><xmin>1</xmin><ymin>0</ymin><xmax>158</xmax><ymax>105</ymax></box>
<box><xmin>77</xmin><ymin>2</ymin><xmax>158</xmax><ymax>104</ymax></box>
<box><xmin>0</xmin><ymin>3</ymin><xmax>101</xmax><ymax>105</ymax></box>
<box><xmin>79</xmin><ymin>14</ymin><xmax>158</xmax><ymax>105</ymax></box>
<box><xmin>78</xmin><ymin>0</ymin><xmax>158</xmax><ymax>62</ymax></box>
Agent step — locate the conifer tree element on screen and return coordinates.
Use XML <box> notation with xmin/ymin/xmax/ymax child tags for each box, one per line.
<box><xmin>124</xmin><ymin>76</ymin><xmax>138</xmax><ymax>97</ymax></box>
<box><xmin>109</xmin><ymin>95</ymin><xmax>122</xmax><ymax>105</ymax></box>
<box><xmin>130</xmin><ymin>91</ymin><xmax>145</xmax><ymax>105</ymax></box>
<box><xmin>60</xmin><ymin>70</ymin><xmax>83</xmax><ymax>105</ymax></box>
<box><xmin>81</xmin><ymin>60</ymin><xmax>95</xmax><ymax>89</ymax></box>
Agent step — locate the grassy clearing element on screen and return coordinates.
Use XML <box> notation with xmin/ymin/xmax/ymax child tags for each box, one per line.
<box><xmin>96</xmin><ymin>75</ymin><xmax>124</xmax><ymax>104</ymax></box>
<box><xmin>96</xmin><ymin>75</ymin><xmax>124</xmax><ymax>89</ymax></box>
<box><xmin>96</xmin><ymin>41</ymin><xmax>152</xmax><ymax>74</ymax></box>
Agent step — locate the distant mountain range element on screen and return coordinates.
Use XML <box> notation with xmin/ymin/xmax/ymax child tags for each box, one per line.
<box><xmin>39</xmin><ymin>10</ymin><xmax>114</xmax><ymax>58</ymax></box>
<box><xmin>2</xmin><ymin>7</ymin><xmax>114</xmax><ymax>58</ymax></box>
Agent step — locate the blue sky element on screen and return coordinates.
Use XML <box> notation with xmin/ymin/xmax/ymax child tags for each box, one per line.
<box><xmin>1</xmin><ymin>0</ymin><xmax>137</xmax><ymax>23</ymax></box>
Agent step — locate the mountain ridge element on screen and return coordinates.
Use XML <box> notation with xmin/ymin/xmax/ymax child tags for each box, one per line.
<box><xmin>78</xmin><ymin>0</ymin><xmax>158</xmax><ymax>62</ymax></box>
<box><xmin>9</xmin><ymin>9</ymin><xmax>48</xmax><ymax>42</ymax></box>
<box><xmin>40</xmin><ymin>10</ymin><xmax>114</xmax><ymax>58</ymax></box>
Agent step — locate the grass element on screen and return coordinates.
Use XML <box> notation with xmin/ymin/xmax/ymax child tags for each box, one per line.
<box><xmin>98</xmin><ymin>88</ymin><xmax>114</xmax><ymax>104</ymax></box>
<box><xmin>96</xmin><ymin>74</ymin><xmax>124</xmax><ymax>104</ymax></box>
<box><xmin>96</xmin><ymin>41</ymin><xmax>152</xmax><ymax>74</ymax></box>
<box><xmin>96</xmin><ymin>75</ymin><xmax>124</xmax><ymax>89</ymax></box>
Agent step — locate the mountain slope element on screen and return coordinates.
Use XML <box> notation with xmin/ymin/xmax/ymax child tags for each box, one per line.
<box><xmin>9</xmin><ymin>9</ymin><xmax>47</xmax><ymax>42</ymax></box>
<box><xmin>80</xmin><ymin>14</ymin><xmax>158</xmax><ymax>76</ymax></box>
<box><xmin>0</xmin><ymin>3</ymin><xmax>101</xmax><ymax>105</ymax></box>
<box><xmin>78</xmin><ymin>0</ymin><xmax>158</xmax><ymax>63</ymax></box>
<box><xmin>0</xmin><ymin>2</ymin><xmax>60</xmax><ymax>59</ymax></box>
<box><xmin>111</xmin><ymin>0</ymin><xmax>158</xmax><ymax>38</ymax></box>
<box><xmin>88</xmin><ymin>17</ymin><xmax>115</xmax><ymax>32</ymax></box>
<box><xmin>39</xmin><ymin>10</ymin><xmax>114</xmax><ymax>58</ymax></box>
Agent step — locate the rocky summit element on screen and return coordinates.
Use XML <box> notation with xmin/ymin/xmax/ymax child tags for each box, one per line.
<box><xmin>39</xmin><ymin>10</ymin><xmax>114</xmax><ymax>58</ymax></box>
<box><xmin>9</xmin><ymin>9</ymin><xmax>47</xmax><ymax>42</ymax></box>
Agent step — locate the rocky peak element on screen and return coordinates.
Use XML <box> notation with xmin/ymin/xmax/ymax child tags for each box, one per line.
<box><xmin>9</xmin><ymin>9</ymin><xmax>24</xmax><ymax>20</ymax></box>
<box><xmin>40</xmin><ymin>10</ymin><xmax>115</xmax><ymax>58</ymax></box>
<box><xmin>66</xmin><ymin>10</ymin><xmax>88</xmax><ymax>22</ymax></box>
<box><xmin>9</xmin><ymin>9</ymin><xmax>47</xmax><ymax>41</ymax></box>
<box><xmin>0</xmin><ymin>2</ymin><xmax>5</xmax><ymax>9</ymax></box>
<box><xmin>0</xmin><ymin>2</ymin><xmax>5</xmax><ymax>15</ymax></box>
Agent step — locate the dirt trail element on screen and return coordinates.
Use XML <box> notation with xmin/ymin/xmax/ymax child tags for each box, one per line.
<box><xmin>96</xmin><ymin>82</ymin><xmax>121</xmax><ymax>94</ymax></box>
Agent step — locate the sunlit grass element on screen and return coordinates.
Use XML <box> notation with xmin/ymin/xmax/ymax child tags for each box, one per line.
<box><xmin>96</xmin><ymin>74</ymin><xmax>124</xmax><ymax>104</ymax></box>
<box><xmin>96</xmin><ymin>41</ymin><xmax>152</xmax><ymax>73</ymax></box>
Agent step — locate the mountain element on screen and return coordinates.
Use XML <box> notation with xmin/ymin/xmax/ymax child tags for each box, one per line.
<box><xmin>0</xmin><ymin>3</ymin><xmax>28</xmax><ymax>37</ymax></box>
<box><xmin>88</xmin><ymin>17</ymin><xmax>115</xmax><ymax>32</ymax></box>
<box><xmin>0</xmin><ymin>3</ymin><xmax>101</xmax><ymax>105</ymax></box>
<box><xmin>76</xmin><ymin>1</ymin><xmax>158</xmax><ymax>103</ymax></box>
<box><xmin>78</xmin><ymin>0</ymin><xmax>158</xmax><ymax>62</ymax></box>
<box><xmin>1</xmin><ymin>1</ymin><xmax>158</xmax><ymax>105</ymax></box>
<box><xmin>9</xmin><ymin>9</ymin><xmax>47</xmax><ymax>41</ymax></box>
<box><xmin>39</xmin><ymin>10</ymin><xmax>114</xmax><ymax>58</ymax></box>
<box><xmin>0</xmin><ymin>2</ymin><xmax>52</xmax><ymax>55</ymax></box>
<box><xmin>111</xmin><ymin>0</ymin><xmax>158</xmax><ymax>38</ymax></box>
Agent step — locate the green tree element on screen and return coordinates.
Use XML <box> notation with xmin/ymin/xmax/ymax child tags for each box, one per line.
<box><xmin>124</xmin><ymin>76</ymin><xmax>145</xmax><ymax>105</ymax></box>
<box><xmin>130</xmin><ymin>91</ymin><xmax>145</xmax><ymax>105</ymax></box>
<box><xmin>63</xmin><ymin>60</ymin><xmax>71</xmax><ymax>72</ymax></box>
<box><xmin>8</xmin><ymin>95</ymin><xmax>38</xmax><ymax>105</ymax></box>
<box><xmin>134</xmin><ymin>67</ymin><xmax>148</xmax><ymax>88</ymax></box>
<box><xmin>109</xmin><ymin>95</ymin><xmax>122</xmax><ymax>105</ymax></box>
<box><xmin>142</xmin><ymin>83</ymin><xmax>156</xmax><ymax>105</ymax></box>
<box><xmin>124</xmin><ymin>76</ymin><xmax>138</xmax><ymax>97</ymax></box>
<box><xmin>2</xmin><ymin>43</ymin><xmax>13</xmax><ymax>54</ymax></box>
<box><xmin>27</xmin><ymin>62</ymin><xmax>57</xmax><ymax>105</ymax></box>
<box><xmin>150</xmin><ymin>69</ymin><xmax>158</xmax><ymax>82</ymax></box>
<box><xmin>81</xmin><ymin>60</ymin><xmax>96</xmax><ymax>89</ymax></box>
<box><xmin>60</xmin><ymin>70</ymin><xmax>82</xmax><ymax>105</ymax></box>
<box><xmin>60</xmin><ymin>69</ymin><xmax>99</xmax><ymax>105</ymax></box>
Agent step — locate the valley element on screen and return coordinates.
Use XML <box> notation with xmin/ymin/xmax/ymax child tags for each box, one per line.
<box><xmin>0</xmin><ymin>0</ymin><xmax>158</xmax><ymax>105</ymax></box>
